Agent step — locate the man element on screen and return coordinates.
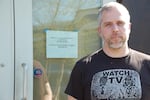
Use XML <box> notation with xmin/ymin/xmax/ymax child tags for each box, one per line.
<box><xmin>65</xmin><ymin>2</ymin><xmax>150</xmax><ymax>100</ymax></box>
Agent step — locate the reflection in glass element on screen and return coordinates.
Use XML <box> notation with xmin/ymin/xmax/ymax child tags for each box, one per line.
<box><xmin>33</xmin><ymin>0</ymin><xmax>102</xmax><ymax>99</ymax></box>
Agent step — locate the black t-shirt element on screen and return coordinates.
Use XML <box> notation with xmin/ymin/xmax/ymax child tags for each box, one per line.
<box><xmin>65</xmin><ymin>49</ymin><xmax>150</xmax><ymax>100</ymax></box>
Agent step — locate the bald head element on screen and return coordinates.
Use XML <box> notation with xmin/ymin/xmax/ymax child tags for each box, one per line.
<box><xmin>98</xmin><ymin>2</ymin><xmax>130</xmax><ymax>25</ymax></box>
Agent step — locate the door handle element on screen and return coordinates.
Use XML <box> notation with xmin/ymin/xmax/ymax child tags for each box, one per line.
<box><xmin>22</xmin><ymin>63</ymin><xmax>28</xmax><ymax>100</ymax></box>
<box><xmin>0</xmin><ymin>63</ymin><xmax>5</xmax><ymax>67</ymax></box>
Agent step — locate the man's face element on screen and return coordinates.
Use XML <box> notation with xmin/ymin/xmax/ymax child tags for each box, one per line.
<box><xmin>98</xmin><ymin>8</ymin><xmax>131</xmax><ymax>49</ymax></box>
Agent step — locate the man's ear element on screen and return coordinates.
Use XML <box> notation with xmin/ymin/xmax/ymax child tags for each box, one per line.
<box><xmin>129</xmin><ymin>22</ymin><xmax>131</xmax><ymax>29</ymax></box>
<box><xmin>98</xmin><ymin>26</ymin><xmax>102</xmax><ymax>37</ymax></box>
<box><xmin>128</xmin><ymin>22</ymin><xmax>132</xmax><ymax>34</ymax></box>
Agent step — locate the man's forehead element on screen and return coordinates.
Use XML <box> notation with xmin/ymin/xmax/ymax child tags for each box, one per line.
<box><xmin>101</xmin><ymin>8</ymin><xmax>129</xmax><ymax>21</ymax></box>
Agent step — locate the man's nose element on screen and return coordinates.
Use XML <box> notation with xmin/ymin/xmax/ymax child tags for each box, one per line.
<box><xmin>112</xmin><ymin>24</ymin><xmax>119</xmax><ymax>32</ymax></box>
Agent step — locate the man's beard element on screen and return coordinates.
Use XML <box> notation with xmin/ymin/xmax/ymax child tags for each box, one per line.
<box><xmin>109</xmin><ymin>41</ymin><xmax>125</xmax><ymax>49</ymax></box>
<box><xmin>108</xmin><ymin>36</ymin><xmax>126</xmax><ymax>49</ymax></box>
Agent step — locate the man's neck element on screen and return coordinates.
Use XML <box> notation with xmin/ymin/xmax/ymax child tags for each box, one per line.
<box><xmin>102</xmin><ymin>46</ymin><xmax>130</xmax><ymax>58</ymax></box>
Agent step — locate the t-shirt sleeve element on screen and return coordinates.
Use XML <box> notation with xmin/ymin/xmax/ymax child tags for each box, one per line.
<box><xmin>65</xmin><ymin>61</ymin><xmax>84</xmax><ymax>99</ymax></box>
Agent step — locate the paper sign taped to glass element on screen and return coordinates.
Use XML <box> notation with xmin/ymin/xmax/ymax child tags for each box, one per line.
<box><xmin>46</xmin><ymin>30</ymin><xmax>78</xmax><ymax>58</ymax></box>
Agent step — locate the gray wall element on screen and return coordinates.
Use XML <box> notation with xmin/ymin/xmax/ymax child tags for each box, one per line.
<box><xmin>122</xmin><ymin>0</ymin><xmax>150</xmax><ymax>54</ymax></box>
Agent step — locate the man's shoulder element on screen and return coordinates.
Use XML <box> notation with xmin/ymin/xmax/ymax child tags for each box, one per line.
<box><xmin>77</xmin><ymin>49</ymin><xmax>103</xmax><ymax>64</ymax></box>
<box><xmin>130</xmin><ymin>49</ymin><xmax>150</xmax><ymax>60</ymax></box>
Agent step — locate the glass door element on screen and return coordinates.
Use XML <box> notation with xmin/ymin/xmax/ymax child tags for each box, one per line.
<box><xmin>32</xmin><ymin>0</ymin><xmax>105</xmax><ymax>100</ymax></box>
<box><xmin>0</xmin><ymin>0</ymin><xmax>32</xmax><ymax>99</ymax></box>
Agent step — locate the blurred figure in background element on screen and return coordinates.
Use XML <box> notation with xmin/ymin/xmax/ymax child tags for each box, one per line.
<box><xmin>33</xmin><ymin>60</ymin><xmax>52</xmax><ymax>100</ymax></box>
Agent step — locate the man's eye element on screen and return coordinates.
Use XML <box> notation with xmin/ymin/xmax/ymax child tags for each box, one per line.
<box><xmin>117</xmin><ymin>22</ymin><xmax>124</xmax><ymax>26</ymax></box>
<box><xmin>105</xmin><ymin>23</ymin><xmax>111</xmax><ymax>27</ymax></box>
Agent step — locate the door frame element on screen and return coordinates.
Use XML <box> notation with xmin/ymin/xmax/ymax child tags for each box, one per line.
<box><xmin>0</xmin><ymin>0</ymin><xmax>14</xmax><ymax>99</ymax></box>
<box><xmin>14</xmin><ymin>0</ymin><xmax>33</xmax><ymax>100</ymax></box>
